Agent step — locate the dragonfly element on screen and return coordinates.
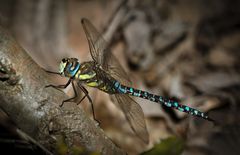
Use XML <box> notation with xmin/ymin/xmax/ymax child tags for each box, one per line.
<box><xmin>45</xmin><ymin>18</ymin><xmax>215</xmax><ymax>143</ymax></box>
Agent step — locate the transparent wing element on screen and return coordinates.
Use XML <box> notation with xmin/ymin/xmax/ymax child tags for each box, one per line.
<box><xmin>112</xmin><ymin>94</ymin><xmax>149</xmax><ymax>143</ymax></box>
<box><xmin>107</xmin><ymin>54</ymin><xmax>132</xmax><ymax>86</ymax></box>
<box><xmin>81</xmin><ymin>18</ymin><xmax>107</xmax><ymax>66</ymax></box>
<box><xmin>81</xmin><ymin>18</ymin><xmax>131</xmax><ymax>86</ymax></box>
<box><xmin>82</xmin><ymin>18</ymin><xmax>147</xmax><ymax>142</ymax></box>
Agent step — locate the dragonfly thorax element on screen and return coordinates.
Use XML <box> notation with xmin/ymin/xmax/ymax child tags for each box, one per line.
<box><xmin>59</xmin><ymin>58</ymin><xmax>81</xmax><ymax>77</ymax></box>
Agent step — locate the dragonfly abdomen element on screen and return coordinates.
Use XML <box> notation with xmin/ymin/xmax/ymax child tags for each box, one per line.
<box><xmin>114</xmin><ymin>81</ymin><xmax>214</xmax><ymax>122</ymax></box>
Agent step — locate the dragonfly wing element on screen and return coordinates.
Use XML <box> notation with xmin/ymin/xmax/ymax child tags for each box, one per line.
<box><xmin>81</xmin><ymin>18</ymin><xmax>108</xmax><ymax>68</ymax></box>
<box><xmin>112</xmin><ymin>94</ymin><xmax>149</xmax><ymax>143</ymax></box>
<box><xmin>82</xmin><ymin>18</ymin><xmax>148</xmax><ymax>142</ymax></box>
<box><xmin>81</xmin><ymin>18</ymin><xmax>131</xmax><ymax>86</ymax></box>
<box><xmin>107</xmin><ymin>54</ymin><xmax>132</xmax><ymax>86</ymax></box>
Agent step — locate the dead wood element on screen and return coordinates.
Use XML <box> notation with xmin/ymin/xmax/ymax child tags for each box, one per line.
<box><xmin>0</xmin><ymin>26</ymin><xmax>125</xmax><ymax>155</ymax></box>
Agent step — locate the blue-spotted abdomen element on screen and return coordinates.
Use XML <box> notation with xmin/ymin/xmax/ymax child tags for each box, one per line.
<box><xmin>114</xmin><ymin>82</ymin><xmax>214</xmax><ymax>122</ymax></box>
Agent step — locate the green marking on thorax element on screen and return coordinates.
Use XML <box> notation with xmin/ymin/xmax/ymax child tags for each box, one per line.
<box><xmin>79</xmin><ymin>72</ymin><xmax>96</xmax><ymax>80</ymax></box>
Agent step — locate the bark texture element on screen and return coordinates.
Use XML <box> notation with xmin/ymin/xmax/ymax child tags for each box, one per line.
<box><xmin>0</xmin><ymin>26</ymin><xmax>125</xmax><ymax>155</ymax></box>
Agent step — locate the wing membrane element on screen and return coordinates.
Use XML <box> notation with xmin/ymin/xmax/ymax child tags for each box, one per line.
<box><xmin>112</xmin><ymin>94</ymin><xmax>149</xmax><ymax>143</ymax></box>
<box><xmin>82</xmin><ymin>18</ymin><xmax>148</xmax><ymax>143</ymax></box>
<box><xmin>81</xmin><ymin>18</ymin><xmax>106</xmax><ymax>65</ymax></box>
<box><xmin>107</xmin><ymin>54</ymin><xmax>132</xmax><ymax>86</ymax></box>
<box><xmin>81</xmin><ymin>18</ymin><xmax>131</xmax><ymax>86</ymax></box>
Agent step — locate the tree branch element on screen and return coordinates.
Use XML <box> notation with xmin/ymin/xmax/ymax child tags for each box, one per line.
<box><xmin>0</xmin><ymin>26</ymin><xmax>126</xmax><ymax>155</ymax></box>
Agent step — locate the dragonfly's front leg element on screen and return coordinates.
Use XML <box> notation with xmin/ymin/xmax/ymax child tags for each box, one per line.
<box><xmin>45</xmin><ymin>78</ymin><xmax>72</xmax><ymax>90</ymax></box>
<box><xmin>44</xmin><ymin>68</ymin><xmax>71</xmax><ymax>90</ymax></box>
<box><xmin>77</xmin><ymin>83</ymin><xmax>100</xmax><ymax>125</ymax></box>
<box><xmin>42</xmin><ymin>68</ymin><xmax>61</xmax><ymax>75</ymax></box>
<box><xmin>60</xmin><ymin>81</ymin><xmax>78</xmax><ymax>107</ymax></box>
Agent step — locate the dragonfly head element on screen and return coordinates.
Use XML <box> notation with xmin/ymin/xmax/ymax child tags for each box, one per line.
<box><xmin>59</xmin><ymin>58</ymin><xmax>80</xmax><ymax>77</ymax></box>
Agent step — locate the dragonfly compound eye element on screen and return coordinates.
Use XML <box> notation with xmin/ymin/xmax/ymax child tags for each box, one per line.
<box><xmin>62</xmin><ymin>58</ymin><xmax>67</xmax><ymax>63</ymax></box>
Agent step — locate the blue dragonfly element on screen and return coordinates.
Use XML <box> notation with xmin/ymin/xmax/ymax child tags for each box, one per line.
<box><xmin>46</xmin><ymin>18</ymin><xmax>215</xmax><ymax>143</ymax></box>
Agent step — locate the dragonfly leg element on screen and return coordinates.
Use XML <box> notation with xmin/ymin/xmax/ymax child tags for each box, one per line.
<box><xmin>45</xmin><ymin>78</ymin><xmax>72</xmax><ymax>89</ymax></box>
<box><xmin>77</xmin><ymin>94</ymin><xmax>87</xmax><ymax>105</ymax></box>
<box><xmin>60</xmin><ymin>81</ymin><xmax>77</xmax><ymax>107</ymax></box>
<box><xmin>42</xmin><ymin>68</ymin><xmax>61</xmax><ymax>75</ymax></box>
<box><xmin>78</xmin><ymin>83</ymin><xmax>100</xmax><ymax>125</ymax></box>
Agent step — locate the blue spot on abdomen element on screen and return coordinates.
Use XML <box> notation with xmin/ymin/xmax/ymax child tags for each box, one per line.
<box><xmin>114</xmin><ymin>81</ymin><xmax>120</xmax><ymax>88</ymax></box>
<box><xmin>118</xmin><ymin>85</ymin><xmax>127</xmax><ymax>93</ymax></box>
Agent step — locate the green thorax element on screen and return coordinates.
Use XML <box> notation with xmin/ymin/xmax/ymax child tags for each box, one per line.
<box><xmin>74</xmin><ymin>61</ymin><xmax>116</xmax><ymax>94</ymax></box>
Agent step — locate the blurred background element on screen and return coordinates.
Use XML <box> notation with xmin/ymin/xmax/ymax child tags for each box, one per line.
<box><xmin>0</xmin><ymin>0</ymin><xmax>240</xmax><ymax>154</ymax></box>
